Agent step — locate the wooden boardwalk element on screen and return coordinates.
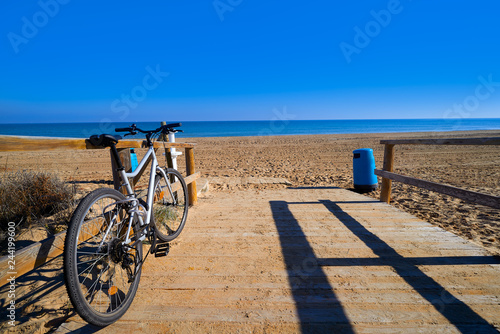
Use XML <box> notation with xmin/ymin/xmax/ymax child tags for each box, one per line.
<box><xmin>52</xmin><ymin>187</ymin><xmax>500</xmax><ymax>333</ymax></box>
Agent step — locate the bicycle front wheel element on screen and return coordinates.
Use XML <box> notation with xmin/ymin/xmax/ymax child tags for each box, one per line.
<box><xmin>64</xmin><ymin>188</ymin><xmax>143</xmax><ymax>326</ymax></box>
<box><xmin>152</xmin><ymin>168</ymin><xmax>189</xmax><ymax>242</ymax></box>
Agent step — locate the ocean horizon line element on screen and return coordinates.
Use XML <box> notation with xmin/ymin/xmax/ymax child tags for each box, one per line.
<box><xmin>0</xmin><ymin>119</ymin><xmax>499</xmax><ymax>139</ymax></box>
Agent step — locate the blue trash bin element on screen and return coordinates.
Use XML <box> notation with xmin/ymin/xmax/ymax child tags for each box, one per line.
<box><xmin>353</xmin><ymin>148</ymin><xmax>378</xmax><ymax>192</ymax></box>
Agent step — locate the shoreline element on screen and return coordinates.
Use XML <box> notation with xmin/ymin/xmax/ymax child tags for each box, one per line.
<box><xmin>181</xmin><ymin>129</ymin><xmax>500</xmax><ymax>141</ymax></box>
<box><xmin>2</xmin><ymin>129</ymin><xmax>499</xmax><ymax>141</ymax></box>
<box><xmin>0</xmin><ymin>127</ymin><xmax>499</xmax><ymax>141</ymax></box>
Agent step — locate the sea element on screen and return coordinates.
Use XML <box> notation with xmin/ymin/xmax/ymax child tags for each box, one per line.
<box><xmin>0</xmin><ymin>119</ymin><xmax>499</xmax><ymax>139</ymax></box>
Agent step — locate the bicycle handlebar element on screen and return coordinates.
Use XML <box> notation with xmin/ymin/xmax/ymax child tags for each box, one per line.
<box><xmin>114</xmin><ymin>123</ymin><xmax>183</xmax><ymax>136</ymax></box>
<box><xmin>164</xmin><ymin>123</ymin><xmax>182</xmax><ymax>129</ymax></box>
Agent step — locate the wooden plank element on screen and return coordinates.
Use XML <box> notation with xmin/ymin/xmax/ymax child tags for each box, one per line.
<box><xmin>165</xmin><ymin>149</ymin><xmax>175</xmax><ymax>185</ymax></box>
<box><xmin>0</xmin><ymin>135</ymin><xmax>194</xmax><ymax>151</ymax></box>
<box><xmin>186</xmin><ymin>147</ymin><xmax>198</xmax><ymax>205</ymax></box>
<box><xmin>380</xmin><ymin>137</ymin><xmax>500</xmax><ymax>146</ymax></box>
<box><xmin>87</xmin><ymin>139</ymin><xmax>147</xmax><ymax>149</ymax></box>
<box><xmin>154</xmin><ymin>142</ymin><xmax>195</xmax><ymax>149</ymax></box>
<box><xmin>0</xmin><ymin>136</ymin><xmax>89</xmax><ymax>151</ymax></box>
<box><xmin>0</xmin><ymin>230</ymin><xmax>66</xmax><ymax>288</ymax></box>
<box><xmin>170</xmin><ymin>171</ymin><xmax>200</xmax><ymax>193</ymax></box>
<box><xmin>111</xmin><ymin>148</ymin><xmax>133</xmax><ymax>194</ymax></box>
<box><xmin>0</xmin><ymin>217</ymin><xmax>102</xmax><ymax>288</ymax></box>
<box><xmin>380</xmin><ymin>144</ymin><xmax>395</xmax><ymax>203</ymax></box>
<box><xmin>375</xmin><ymin>169</ymin><xmax>500</xmax><ymax>209</ymax></box>
<box><xmin>90</xmin><ymin>140</ymin><xmax>194</xmax><ymax>150</ymax></box>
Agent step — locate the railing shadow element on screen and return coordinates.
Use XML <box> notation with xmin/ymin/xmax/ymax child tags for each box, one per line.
<box><xmin>270</xmin><ymin>197</ymin><xmax>499</xmax><ymax>333</ymax></box>
<box><xmin>0</xmin><ymin>256</ymin><xmax>74</xmax><ymax>332</ymax></box>
<box><xmin>0</xmin><ymin>255</ymin><xmax>102</xmax><ymax>333</ymax></box>
<box><xmin>319</xmin><ymin>199</ymin><xmax>499</xmax><ymax>333</ymax></box>
<box><xmin>270</xmin><ymin>200</ymin><xmax>355</xmax><ymax>333</ymax></box>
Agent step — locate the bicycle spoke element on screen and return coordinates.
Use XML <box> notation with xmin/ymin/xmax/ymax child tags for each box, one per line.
<box><xmin>77</xmin><ymin>251</ymin><xmax>107</xmax><ymax>256</ymax></box>
<box><xmin>79</xmin><ymin>254</ymin><xmax>107</xmax><ymax>285</ymax></box>
<box><xmin>85</xmin><ymin>262</ymin><xmax>109</xmax><ymax>299</ymax></box>
<box><xmin>77</xmin><ymin>256</ymin><xmax>106</xmax><ymax>266</ymax></box>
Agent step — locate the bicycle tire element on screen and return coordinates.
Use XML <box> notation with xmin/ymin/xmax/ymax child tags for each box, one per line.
<box><xmin>152</xmin><ymin>168</ymin><xmax>189</xmax><ymax>242</ymax></box>
<box><xmin>64</xmin><ymin>188</ymin><xmax>143</xmax><ymax>326</ymax></box>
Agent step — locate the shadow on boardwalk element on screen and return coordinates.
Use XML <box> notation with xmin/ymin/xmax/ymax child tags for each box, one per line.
<box><xmin>0</xmin><ymin>257</ymin><xmax>74</xmax><ymax>333</ymax></box>
<box><xmin>0</xmin><ymin>256</ymin><xmax>116</xmax><ymax>334</ymax></box>
<box><xmin>270</xmin><ymin>199</ymin><xmax>500</xmax><ymax>333</ymax></box>
<box><xmin>270</xmin><ymin>200</ymin><xmax>355</xmax><ymax>333</ymax></box>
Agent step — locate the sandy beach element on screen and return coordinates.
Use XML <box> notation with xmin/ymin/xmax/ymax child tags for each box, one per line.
<box><xmin>1</xmin><ymin>129</ymin><xmax>500</xmax><ymax>333</ymax></box>
<box><xmin>1</xmin><ymin>130</ymin><xmax>499</xmax><ymax>255</ymax></box>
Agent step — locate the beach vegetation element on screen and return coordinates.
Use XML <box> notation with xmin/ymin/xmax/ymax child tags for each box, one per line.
<box><xmin>0</xmin><ymin>170</ymin><xmax>75</xmax><ymax>232</ymax></box>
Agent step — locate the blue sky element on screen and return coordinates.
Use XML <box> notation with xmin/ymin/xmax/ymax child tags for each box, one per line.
<box><xmin>1</xmin><ymin>0</ymin><xmax>499</xmax><ymax>123</ymax></box>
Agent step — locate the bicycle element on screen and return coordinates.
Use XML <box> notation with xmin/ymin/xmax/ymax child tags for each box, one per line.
<box><xmin>64</xmin><ymin>123</ymin><xmax>188</xmax><ymax>326</ymax></box>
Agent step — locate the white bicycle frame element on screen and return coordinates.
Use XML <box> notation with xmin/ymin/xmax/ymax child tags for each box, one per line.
<box><xmin>101</xmin><ymin>145</ymin><xmax>175</xmax><ymax>247</ymax></box>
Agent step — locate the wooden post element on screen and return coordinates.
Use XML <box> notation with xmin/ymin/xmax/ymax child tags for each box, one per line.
<box><xmin>111</xmin><ymin>148</ymin><xmax>133</xmax><ymax>195</ymax></box>
<box><xmin>185</xmin><ymin>147</ymin><xmax>198</xmax><ymax>205</ymax></box>
<box><xmin>380</xmin><ymin>144</ymin><xmax>395</xmax><ymax>203</ymax></box>
<box><xmin>160</xmin><ymin>121</ymin><xmax>168</xmax><ymax>142</ymax></box>
<box><xmin>164</xmin><ymin>146</ymin><xmax>174</xmax><ymax>170</ymax></box>
<box><xmin>165</xmin><ymin>148</ymin><xmax>176</xmax><ymax>185</ymax></box>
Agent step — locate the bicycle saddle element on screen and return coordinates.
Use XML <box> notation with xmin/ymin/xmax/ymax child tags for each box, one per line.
<box><xmin>88</xmin><ymin>134</ymin><xmax>122</xmax><ymax>147</ymax></box>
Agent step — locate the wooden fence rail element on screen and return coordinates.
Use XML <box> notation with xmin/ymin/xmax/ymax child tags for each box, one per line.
<box><xmin>375</xmin><ymin>137</ymin><xmax>500</xmax><ymax>209</ymax></box>
<box><xmin>0</xmin><ymin>123</ymin><xmax>200</xmax><ymax>287</ymax></box>
<box><xmin>0</xmin><ymin>133</ymin><xmax>199</xmax><ymax>204</ymax></box>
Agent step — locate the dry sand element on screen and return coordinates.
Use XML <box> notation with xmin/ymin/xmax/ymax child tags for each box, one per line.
<box><xmin>1</xmin><ymin>130</ymin><xmax>499</xmax><ymax>333</ymax></box>
<box><xmin>1</xmin><ymin>130</ymin><xmax>499</xmax><ymax>255</ymax></box>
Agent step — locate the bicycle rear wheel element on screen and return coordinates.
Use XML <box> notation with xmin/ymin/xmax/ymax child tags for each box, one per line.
<box><xmin>152</xmin><ymin>168</ymin><xmax>188</xmax><ymax>242</ymax></box>
<box><xmin>64</xmin><ymin>188</ymin><xmax>143</xmax><ymax>326</ymax></box>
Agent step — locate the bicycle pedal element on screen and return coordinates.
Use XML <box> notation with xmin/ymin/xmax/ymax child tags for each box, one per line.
<box><xmin>154</xmin><ymin>242</ymin><xmax>170</xmax><ymax>257</ymax></box>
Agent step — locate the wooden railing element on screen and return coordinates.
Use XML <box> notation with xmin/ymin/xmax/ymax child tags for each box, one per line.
<box><xmin>0</xmin><ymin>134</ymin><xmax>199</xmax><ymax>205</ymax></box>
<box><xmin>0</xmin><ymin>128</ymin><xmax>200</xmax><ymax>287</ymax></box>
<box><xmin>374</xmin><ymin>137</ymin><xmax>500</xmax><ymax>209</ymax></box>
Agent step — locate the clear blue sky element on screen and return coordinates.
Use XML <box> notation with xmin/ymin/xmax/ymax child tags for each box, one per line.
<box><xmin>1</xmin><ymin>0</ymin><xmax>499</xmax><ymax>123</ymax></box>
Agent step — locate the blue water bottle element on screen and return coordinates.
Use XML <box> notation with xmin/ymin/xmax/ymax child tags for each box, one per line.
<box><xmin>130</xmin><ymin>148</ymin><xmax>139</xmax><ymax>172</ymax></box>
